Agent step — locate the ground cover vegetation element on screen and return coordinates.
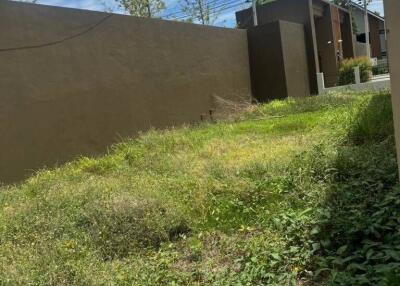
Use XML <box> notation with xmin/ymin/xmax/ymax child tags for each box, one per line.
<box><xmin>0</xmin><ymin>90</ymin><xmax>399</xmax><ymax>285</ymax></box>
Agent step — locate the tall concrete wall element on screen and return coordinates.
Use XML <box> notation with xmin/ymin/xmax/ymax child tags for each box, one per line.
<box><xmin>355</xmin><ymin>41</ymin><xmax>370</xmax><ymax>57</ymax></box>
<box><xmin>384</xmin><ymin>0</ymin><xmax>400</xmax><ymax>175</ymax></box>
<box><xmin>0</xmin><ymin>1</ymin><xmax>251</xmax><ymax>183</ymax></box>
<box><xmin>280</xmin><ymin>22</ymin><xmax>310</xmax><ymax>98</ymax></box>
<box><xmin>247</xmin><ymin>21</ymin><xmax>309</xmax><ymax>102</ymax></box>
<box><xmin>236</xmin><ymin>0</ymin><xmax>319</xmax><ymax>95</ymax></box>
<box><xmin>247</xmin><ymin>22</ymin><xmax>287</xmax><ymax>101</ymax></box>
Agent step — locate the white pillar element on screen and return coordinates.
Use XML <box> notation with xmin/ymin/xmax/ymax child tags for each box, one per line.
<box><xmin>354</xmin><ymin>66</ymin><xmax>361</xmax><ymax>84</ymax></box>
<box><xmin>317</xmin><ymin>73</ymin><xmax>325</xmax><ymax>94</ymax></box>
<box><xmin>252</xmin><ymin>0</ymin><xmax>258</xmax><ymax>26</ymax></box>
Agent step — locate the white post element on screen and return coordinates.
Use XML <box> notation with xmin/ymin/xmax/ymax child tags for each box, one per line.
<box><xmin>317</xmin><ymin>73</ymin><xmax>325</xmax><ymax>94</ymax></box>
<box><xmin>252</xmin><ymin>0</ymin><xmax>258</xmax><ymax>26</ymax></box>
<box><xmin>354</xmin><ymin>66</ymin><xmax>361</xmax><ymax>84</ymax></box>
<box><xmin>364</xmin><ymin>0</ymin><xmax>371</xmax><ymax>58</ymax></box>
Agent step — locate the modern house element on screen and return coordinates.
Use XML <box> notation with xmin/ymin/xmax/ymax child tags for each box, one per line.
<box><xmin>236</xmin><ymin>0</ymin><xmax>355</xmax><ymax>91</ymax></box>
<box><xmin>349</xmin><ymin>1</ymin><xmax>386</xmax><ymax>59</ymax></box>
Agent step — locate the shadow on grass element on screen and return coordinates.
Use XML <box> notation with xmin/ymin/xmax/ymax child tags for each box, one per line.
<box><xmin>310</xmin><ymin>93</ymin><xmax>400</xmax><ymax>285</ymax></box>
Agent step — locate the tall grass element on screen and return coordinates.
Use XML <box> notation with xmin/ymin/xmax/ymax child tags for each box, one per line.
<box><xmin>0</xmin><ymin>91</ymin><xmax>398</xmax><ymax>285</ymax></box>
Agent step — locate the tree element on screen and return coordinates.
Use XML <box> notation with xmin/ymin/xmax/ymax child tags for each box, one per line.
<box><xmin>332</xmin><ymin>0</ymin><xmax>350</xmax><ymax>8</ymax></box>
<box><xmin>114</xmin><ymin>0</ymin><xmax>165</xmax><ymax>18</ymax></box>
<box><xmin>179</xmin><ymin>0</ymin><xmax>219</xmax><ymax>25</ymax></box>
<box><xmin>332</xmin><ymin>0</ymin><xmax>372</xmax><ymax>8</ymax></box>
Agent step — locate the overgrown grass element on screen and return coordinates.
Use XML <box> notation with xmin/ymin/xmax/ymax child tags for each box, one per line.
<box><xmin>0</xmin><ymin>91</ymin><xmax>399</xmax><ymax>285</ymax></box>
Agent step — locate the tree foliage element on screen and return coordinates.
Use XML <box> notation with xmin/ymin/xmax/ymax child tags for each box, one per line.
<box><xmin>179</xmin><ymin>0</ymin><xmax>219</xmax><ymax>25</ymax></box>
<box><xmin>114</xmin><ymin>0</ymin><xmax>165</xmax><ymax>18</ymax></box>
<box><xmin>331</xmin><ymin>0</ymin><xmax>362</xmax><ymax>34</ymax></box>
<box><xmin>332</xmin><ymin>0</ymin><xmax>350</xmax><ymax>8</ymax></box>
<box><xmin>332</xmin><ymin>0</ymin><xmax>373</xmax><ymax>8</ymax></box>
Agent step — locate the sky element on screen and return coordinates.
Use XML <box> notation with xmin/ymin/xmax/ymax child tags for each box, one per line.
<box><xmin>366</xmin><ymin>0</ymin><xmax>385</xmax><ymax>16</ymax></box>
<box><xmin>21</xmin><ymin>0</ymin><xmax>385</xmax><ymax>28</ymax></box>
<box><xmin>29</xmin><ymin>0</ymin><xmax>250</xmax><ymax>27</ymax></box>
<box><xmin>33</xmin><ymin>0</ymin><xmax>121</xmax><ymax>13</ymax></box>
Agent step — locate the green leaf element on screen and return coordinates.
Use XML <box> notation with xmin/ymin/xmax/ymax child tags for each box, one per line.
<box><xmin>270</xmin><ymin>253</ymin><xmax>281</xmax><ymax>261</ymax></box>
<box><xmin>384</xmin><ymin>250</ymin><xmax>400</xmax><ymax>261</ymax></box>
<box><xmin>310</xmin><ymin>227</ymin><xmax>320</xmax><ymax>235</ymax></box>
<box><xmin>366</xmin><ymin>249</ymin><xmax>374</xmax><ymax>260</ymax></box>
<box><xmin>299</xmin><ymin>208</ymin><xmax>313</xmax><ymax>217</ymax></box>
<box><xmin>347</xmin><ymin>263</ymin><xmax>367</xmax><ymax>271</ymax></box>
<box><xmin>321</xmin><ymin>239</ymin><xmax>331</xmax><ymax>248</ymax></box>
<box><xmin>337</xmin><ymin>245</ymin><xmax>348</xmax><ymax>255</ymax></box>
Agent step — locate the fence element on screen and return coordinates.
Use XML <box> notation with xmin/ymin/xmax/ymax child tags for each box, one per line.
<box><xmin>372</xmin><ymin>59</ymin><xmax>390</xmax><ymax>76</ymax></box>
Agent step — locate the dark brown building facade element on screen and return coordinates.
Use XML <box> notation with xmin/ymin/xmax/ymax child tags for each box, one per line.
<box><xmin>247</xmin><ymin>21</ymin><xmax>310</xmax><ymax>101</ymax></box>
<box><xmin>237</xmin><ymin>0</ymin><xmax>356</xmax><ymax>89</ymax></box>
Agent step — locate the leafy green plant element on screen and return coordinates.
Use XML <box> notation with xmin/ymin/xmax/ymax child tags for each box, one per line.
<box><xmin>338</xmin><ymin>57</ymin><xmax>372</xmax><ymax>85</ymax></box>
<box><xmin>372</xmin><ymin>65</ymin><xmax>389</xmax><ymax>76</ymax></box>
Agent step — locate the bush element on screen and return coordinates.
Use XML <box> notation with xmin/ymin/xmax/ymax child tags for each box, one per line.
<box><xmin>372</xmin><ymin>65</ymin><xmax>389</xmax><ymax>76</ymax></box>
<box><xmin>338</xmin><ymin>57</ymin><xmax>372</xmax><ymax>86</ymax></box>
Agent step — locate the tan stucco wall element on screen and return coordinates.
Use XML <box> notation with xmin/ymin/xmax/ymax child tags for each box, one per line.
<box><xmin>384</xmin><ymin>0</ymin><xmax>400</xmax><ymax>174</ymax></box>
<box><xmin>0</xmin><ymin>1</ymin><xmax>251</xmax><ymax>183</ymax></box>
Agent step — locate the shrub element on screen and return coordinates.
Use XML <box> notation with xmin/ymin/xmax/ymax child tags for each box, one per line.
<box><xmin>338</xmin><ymin>57</ymin><xmax>372</xmax><ymax>86</ymax></box>
<box><xmin>372</xmin><ymin>65</ymin><xmax>389</xmax><ymax>76</ymax></box>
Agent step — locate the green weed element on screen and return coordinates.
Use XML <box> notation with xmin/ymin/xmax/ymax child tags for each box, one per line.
<box><xmin>0</xmin><ymin>91</ymin><xmax>398</xmax><ymax>285</ymax></box>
